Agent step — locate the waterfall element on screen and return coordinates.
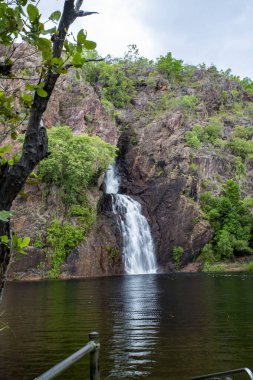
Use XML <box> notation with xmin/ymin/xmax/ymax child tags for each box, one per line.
<box><xmin>104</xmin><ymin>165</ymin><xmax>157</xmax><ymax>275</ymax></box>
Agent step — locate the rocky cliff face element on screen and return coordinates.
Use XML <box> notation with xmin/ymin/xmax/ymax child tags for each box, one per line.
<box><xmin>7</xmin><ymin>57</ymin><xmax>253</xmax><ymax>279</ymax></box>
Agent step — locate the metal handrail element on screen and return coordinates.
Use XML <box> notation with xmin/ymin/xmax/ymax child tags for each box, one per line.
<box><xmin>191</xmin><ymin>367</ymin><xmax>253</xmax><ymax>379</ymax></box>
<box><xmin>34</xmin><ymin>332</ymin><xmax>100</xmax><ymax>380</ymax></box>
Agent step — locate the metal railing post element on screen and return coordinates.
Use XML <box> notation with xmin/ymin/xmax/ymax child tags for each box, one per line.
<box><xmin>89</xmin><ymin>332</ymin><xmax>100</xmax><ymax>380</ymax></box>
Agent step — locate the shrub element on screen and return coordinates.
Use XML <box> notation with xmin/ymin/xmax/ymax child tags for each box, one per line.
<box><xmin>244</xmin><ymin>262</ymin><xmax>253</xmax><ymax>271</ymax></box>
<box><xmin>39</xmin><ymin>126</ymin><xmax>117</xmax><ymax>205</ymax></box>
<box><xmin>46</xmin><ymin>220</ymin><xmax>84</xmax><ymax>279</ymax></box>
<box><xmin>185</xmin><ymin>130</ymin><xmax>201</xmax><ymax>149</ymax></box>
<box><xmin>185</xmin><ymin>118</ymin><xmax>223</xmax><ymax>149</ymax></box>
<box><xmin>180</xmin><ymin>95</ymin><xmax>198</xmax><ymax>111</ymax></box>
<box><xmin>156</xmin><ymin>52</ymin><xmax>184</xmax><ymax>80</ymax></box>
<box><xmin>234</xmin><ymin>157</ymin><xmax>246</xmax><ymax>179</ymax></box>
<box><xmin>172</xmin><ymin>246</ymin><xmax>184</xmax><ymax>269</ymax></box>
<box><xmin>83</xmin><ymin>61</ymin><xmax>136</xmax><ymax>108</ymax></box>
<box><xmin>232</xmin><ymin>125</ymin><xmax>253</xmax><ymax>139</ymax></box>
<box><xmin>200</xmin><ymin>180</ymin><xmax>253</xmax><ymax>260</ymax></box>
<box><xmin>201</xmin><ymin>117</ymin><xmax>223</xmax><ymax>144</ymax></box>
<box><xmin>229</xmin><ymin>137</ymin><xmax>253</xmax><ymax>158</ymax></box>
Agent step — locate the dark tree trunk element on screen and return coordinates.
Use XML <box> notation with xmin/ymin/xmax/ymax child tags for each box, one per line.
<box><xmin>0</xmin><ymin>0</ymin><xmax>87</xmax><ymax>298</ymax></box>
<box><xmin>0</xmin><ymin>220</ymin><xmax>10</xmax><ymax>301</ymax></box>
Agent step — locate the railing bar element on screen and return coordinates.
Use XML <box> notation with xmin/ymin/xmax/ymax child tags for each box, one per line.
<box><xmin>34</xmin><ymin>341</ymin><xmax>97</xmax><ymax>380</ymax></box>
<box><xmin>191</xmin><ymin>367</ymin><xmax>253</xmax><ymax>380</ymax></box>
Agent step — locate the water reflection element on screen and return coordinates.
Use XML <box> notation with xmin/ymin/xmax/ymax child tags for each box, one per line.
<box><xmin>108</xmin><ymin>274</ymin><xmax>160</xmax><ymax>378</ymax></box>
<box><xmin>2</xmin><ymin>274</ymin><xmax>253</xmax><ymax>379</ymax></box>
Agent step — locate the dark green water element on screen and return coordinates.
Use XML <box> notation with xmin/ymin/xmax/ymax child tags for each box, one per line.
<box><xmin>1</xmin><ymin>273</ymin><xmax>253</xmax><ymax>379</ymax></box>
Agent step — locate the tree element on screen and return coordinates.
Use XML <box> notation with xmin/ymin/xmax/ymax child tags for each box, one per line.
<box><xmin>0</xmin><ymin>0</ymin><xmax>97</xmax><ymax>298</ymax></box>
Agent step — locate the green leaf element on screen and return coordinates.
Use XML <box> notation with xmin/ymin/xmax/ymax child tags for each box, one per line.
<box><xmin>27</xmin><ymin>3</ymin><xmax>39</xmax><ymax>23</ymax></box>
<box><xmin>49</xmin><ymin>10</ymin><xmax>61</xmax><ymax>21</ymax></box>
<box><xmin>36</xmin><ymin>88</ymin><xmax>48</xmax><ymax>97</ymax></box>
<box><xmin>21</xmin><ymin>93</ymin><xmax>33</xmax><ymax>106</ymax></box>
<box><xmin>77</xmin><ymin>29</ymin><xmax>87</xmax><ymax>44</ymax></box>
<box><xmin>20</xmin><ymin>236</ymin><xmax>30</xmax><ymax>248</ymax></box>
<box><xmin>11</xmin><ymin>131</ymin><xmax>17</xmax><ymax>140</ymax></box>
<box><xmin>72</xmin><ymin>52</ymin><xmax>82</xmax><ymax>66</ymax></box>
<box><xmin>51</xmin><ymin>57</ymin><xmax>63</xmax><ymax>66</ymax></box>
<box><xmin>83</xmin><ymin>40</ymin><xmax>96</xmax><ymax>50</ymax></box>
<box><xmin>0</xmin><ymin>235</ymin><xmax>9</xmax><ymax>244</ymax></box>
<box><xmin>0</xmin><ymin>210</ymin><xmax>14</xmax><ymax>222</ymax></box>
<box><xmin>76</xmin><ymin>70</ymin><xmax>80</xmax><ymax>80</ymax></box>
<box><xmin>0</xmin><ymin>145</ymin><xmax>12</xmax><ymax>156</ymax></box>
<box><xmin>41</xmin><ymin>27</ymin><xmax>57</xmax><ymax>35</ymax></box>
<box><xmin>37</xmin><ymin>37</ymin><xmax>52</xmax><ymax>53</ymax></box>
<box><xmin>76</xmin><ymin>44</ymin><xmax>82</xmax><ymax>53</ymax></box>
<box><xmin>25</xmin><ymin>83</ymin><xmax>36</xmax><ymax>91</ymax></box>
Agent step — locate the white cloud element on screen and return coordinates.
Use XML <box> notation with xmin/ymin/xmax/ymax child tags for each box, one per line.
<box><xmin>38</xmin><ymin>0</ymin><xmax>253</xmax><ymax>78</ymax></box>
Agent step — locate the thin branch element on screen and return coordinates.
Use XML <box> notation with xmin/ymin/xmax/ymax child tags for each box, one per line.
<box><xmin>85</xmin><ymin>58</ymin><xmax>104</xmax><ymax>62</ymax></box>
<box><xmin>0</xmin><ymin>76</ymin><xmax>40</xmax><ymax>81</ymax></box>
<box><xmin>62</xmin><ymin>58</ymin><xmax>104</xmax><ymax>71</ymax></box>
<box><xmin>76</xmin><ymin>11</ymin><xmax>98</xmax><ymax>17</ymax></box>
<box><xmin>12</xmin><ymin>47</ymin><xmax>38</xmax><ymax>64</ymax></box>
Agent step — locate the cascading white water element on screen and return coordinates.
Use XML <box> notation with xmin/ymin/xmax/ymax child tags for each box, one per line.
<box><xmin>104</xmin><ymin>165</ymin><xmax>157</xmax><ymax>275</ymax></box>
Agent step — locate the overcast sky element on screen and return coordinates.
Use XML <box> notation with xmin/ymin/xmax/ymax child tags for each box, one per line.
<box><xmin>39</xmin><ymin>0</ymin><xmax>253</xmax><ymax>79</ymax></box>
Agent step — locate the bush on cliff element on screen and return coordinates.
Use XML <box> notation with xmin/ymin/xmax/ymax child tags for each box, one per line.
<box><xmin>38</xmin><ymin>126</ymin><xmax>116</xmax><ymax>277</ymax></box>
<box><xmin>38</xmin><ymin>126</ymin><xmax>117</xmax><ymax>205</ymax></box>
<box><xmin>156</xmin><ymin>52</ymin><xmax>184</xmax><ymax>81</ymax></box>
<box><xmin>200</xmin><ymin>180</ymin><xmax>253</xmax><ymax>260</ymax></box>
<box><xmin>83</xmin><ymin>60</ymin><xmax>136</xmax><ymax>108</ymax></box>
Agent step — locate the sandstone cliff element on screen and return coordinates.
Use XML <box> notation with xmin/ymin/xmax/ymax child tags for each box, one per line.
<box><xmin>6</xmin><ymin>56</ymin><xmax>253</xmax><ymax>279</ymax></box>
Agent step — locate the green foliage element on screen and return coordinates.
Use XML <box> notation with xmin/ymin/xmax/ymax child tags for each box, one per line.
<box><xmin>243</xmin><ymin>196</ymin><xmax>253</xmax><ymax>208</ymax></box>
<box><xmin>106</xmin><ymin>246</ymin><xmax>119</xmax><ymax>262</ymax></box>
<box><xmin>0</xmin><ymin>0</ymin><xmax>96</xmax><ymax>141</ymax></box>
<box><xmin>234</xmin><ymin>157</ymin><xmax>246</xmax><ymax>179</ymax></box>
<box><xmin>202</xmin><ymin>118</ymin><xmax>224</xmax><ymax>144</ymax></box>
<box><xmin>201</xmin><ymin>243</ymin><xmax>216</xmax><ymax>263</ymax></box>
<box><xmin>38</xmin><ymin>126</ymin><xmax>117</xmax><ymax>205</ymax></box>
<box><xmin>185</xmin><ymin>130</ymin><xmax>201</xmax><ymax>149</ymax></box>
<box><xmin>156</xmin><ymin>52</ymin><xmax>184</xmax><ymax>80</ymax></box>
<box><xmin>169</xmin><ymin>95</ymin><xmax>198</xmax><ymax>115</ymax></box>
<box><xmin>232</xmin><ymin>125</ymin><xmax>253</xmax><ymax>139</ymax></box>
<box><xmin>244</xmin><ymin>262</ymin><xmax>253</xmax><ymax>271</ymax></box>
<box><xmin>202</xmin><ymin>262</ymin><xmax>226</xmax><ymax>272</ymax></box>
<box><xmin>0</xmin><ymin>210</ymin><xmax>14</xmax><ymax>222</ymax></box>
<box><xmin>239</xmin><ymin>77</ymin><xmax>253</xmax><ymax>94</ymax></box>
<box><xmin>46</xmin><ymin>220</ymin><xmax>83</xmax><ymax>279</ymax></box>
<box><xmin>1</xmin><ymin>233</ymin><xmax>30</xmax><ymax>254</ymax></box>
<box><xmin>229</xmin><ymin>137</ymin><xmax>253</xmax><ymax>159</ymax></box>
<box><xmin>180</xmin><ymin>95</ymin><xmax>198</xmax><ymax>111</ymax></box>
<box><xmin>200</xmin><ymin>180</ymin><xmax>253</xmax><ymax>260</ymax></box>
<box><xmin>83</xmin><ymin>60</ymin><xmax>136</xmax><ymax>108</ymax></box>
<box><xmin>45</xmin><ymin>196</ymin><xmax>95</xmax><ymax>278</ymax></box>
<box><xmin>37</xmin><ymin>127</ymin><xmax>110</xmax><ymax>278</ymax></box>
<box><xmin>185</xmin><ymin>117</ymin><xmax>224</xmax><ymax>149</ymax></box>
<box><xmin>34</xmin><ymin>237</ymin><xmax>45</xmax><ymax>249</ymax></box>
<box><xmin>159</xmin><ymin>94</ymin><xmax>169</xmax><ymax>111</ymax></box>
<box><xmin>172</xmin><ymin>246</ymin><xmax>184</xmax><ymax>269</ymax></box>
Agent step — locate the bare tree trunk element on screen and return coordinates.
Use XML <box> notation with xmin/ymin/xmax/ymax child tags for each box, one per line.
<box><xmin>0</xmin><ymin>220</ymin><xmax>10</xmax><ymax>300</ymax></box>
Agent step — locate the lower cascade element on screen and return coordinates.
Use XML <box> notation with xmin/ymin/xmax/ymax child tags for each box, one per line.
<box><xmin>104</xmin><ymin>165</ymin><xmax>157</xmax><ymax>275</ymax></box>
